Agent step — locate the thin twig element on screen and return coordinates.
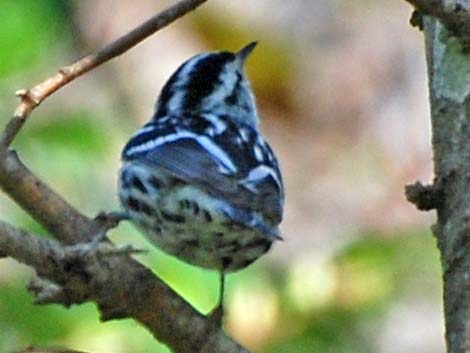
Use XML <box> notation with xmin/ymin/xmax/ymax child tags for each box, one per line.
<box><xmin>0</xmin><ymin>0</ymin><xmax>208</xmax><ymax>148</ymax></box>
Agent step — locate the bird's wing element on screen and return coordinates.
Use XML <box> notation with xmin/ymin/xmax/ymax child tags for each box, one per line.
<box><xmin>142</xmin><ymin>137</ymin><xmax>240</xmax><ymax>193</ymax></box>
<box><xmin>123</xmin><ymin>127</ymin><xmax>283</xmax><ymax>225</ymax></box>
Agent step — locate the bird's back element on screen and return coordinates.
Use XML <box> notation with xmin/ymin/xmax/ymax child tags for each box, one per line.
<box><xmin>119</xmin><ymin>111</ymin><xmax>283</xmax><ymax>271</ymax></box>
<box><xmin>118</xmin><ymin>43</ymin><xmax>284</xmax><ymax>273</ymax></box>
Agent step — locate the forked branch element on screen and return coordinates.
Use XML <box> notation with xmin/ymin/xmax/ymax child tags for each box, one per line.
<box><xmin>0</xmin><ymin>1</ymin><xmax>251</xmax><ymax>352</ymax></box>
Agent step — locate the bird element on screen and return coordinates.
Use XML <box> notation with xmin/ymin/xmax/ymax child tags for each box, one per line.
<box><xmin>118</xmin><ymin>42</ymin><xmax>284</xmax><ymax>322</ymax></box>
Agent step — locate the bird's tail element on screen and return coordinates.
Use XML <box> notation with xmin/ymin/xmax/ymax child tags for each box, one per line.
<box><xmin>217</xmin><ymin>201</ymin><xmax>282</xmax><ymax>241</ymax></box>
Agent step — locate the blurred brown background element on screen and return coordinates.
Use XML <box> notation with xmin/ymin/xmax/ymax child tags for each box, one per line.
<box><xmin>0</xmin><ymin>1</ymin><xmax>443</xmax><ymax>353</ymax></box>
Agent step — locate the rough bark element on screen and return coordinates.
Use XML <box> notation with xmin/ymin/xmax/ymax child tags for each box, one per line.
<box><xmin>424</xmin><ymin>18</ymin><xmax>470</xmax><ymax>352</ymax></box>
<box><xmin>405</xmin><ymin>0</ymin><xmax>470</xmax><ymax>49</ymax></box>
<box><xmin>404</xmin><ymin>4</ymin><xmax>470</xmax><ymax>352</ymax></box>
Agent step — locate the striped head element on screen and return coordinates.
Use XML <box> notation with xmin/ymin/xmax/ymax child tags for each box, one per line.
<box><xmin>154</xmin><ymin>42</ymin><xmax>259</xmax><ymax>128</ymax></box>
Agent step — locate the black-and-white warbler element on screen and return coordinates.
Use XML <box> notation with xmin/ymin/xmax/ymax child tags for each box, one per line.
<box><xmin>118</xmin><ymin>42</ymin><xmax>284</xmax><ymax>318</ymax></box>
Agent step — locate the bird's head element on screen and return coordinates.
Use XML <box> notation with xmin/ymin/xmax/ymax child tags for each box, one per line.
<box><xmin>155</xmin><ymin>42</ymin><xmax>259</xmax><ymax>128</ymax></box>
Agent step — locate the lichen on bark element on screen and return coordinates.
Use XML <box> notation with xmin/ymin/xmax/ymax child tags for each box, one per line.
<box><xmin>421</xmin><ymin>15</ymin><xmax>470</xmax><ymax>353</ymax></box>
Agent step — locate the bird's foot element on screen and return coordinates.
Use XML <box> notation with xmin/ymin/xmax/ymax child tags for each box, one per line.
<box><xmin>94</xmin><ymin>211</ymin><xmax>130</xmax><ymax>230</ymax></box>
<box><xmin>66</xmin><ymin>211</ymin><xmax>145</xmax><ymax>258</ymax></box>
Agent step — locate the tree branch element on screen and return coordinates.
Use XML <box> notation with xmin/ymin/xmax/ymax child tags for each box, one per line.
<box><xmin>0</xmin><ymin>149</ymin><xmax>99</xmax><ymax>244</ymax></box>
<box><xmin>405</xmin><ymin>0</ymin><xmax>470</xmax><ymax>49</ymax></box>
<box><xmin>0</xmin><ymin>1</ymin><xmax>252</xmax><ymax>352</ymax></box>
<box><xmin>0</xmin><ymin>0</ymin><xmax>208</xmax><ymax>148</ymax></box>
<box><xmin>0</xmin><ymin>217</ymin><xmax>249</xmax><ymax>353</ymax></box>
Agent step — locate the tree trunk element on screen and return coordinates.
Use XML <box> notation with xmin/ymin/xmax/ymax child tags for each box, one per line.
<box><xmin>412</xmin><ymin>16</ymin><xmax>470</xmax><ymax>353</ymax></box>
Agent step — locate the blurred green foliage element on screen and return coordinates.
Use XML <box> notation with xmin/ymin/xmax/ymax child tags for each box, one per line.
<box><xmin>16</xmin><ymin>112</ymin><xmax>109</xmax><ymax>156</ymax></box>
<box><xmin>0</xmin><ymin>230</ymin><xmax>440</xmax><ymax>353</ymax></box>
<box><xmin>0</xmin><ymin>0</ymin><xmax>68</xmax><ymax>76</ymax></box>
<box><xmin>265</xmin><ymin>230</ymin><xmax>441</xmax><ymax>353</ymax></box>
<box><xmin>0</xmin><ymin>1</ymin><xmax>441</xmax><ymax>353</ymax></box>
